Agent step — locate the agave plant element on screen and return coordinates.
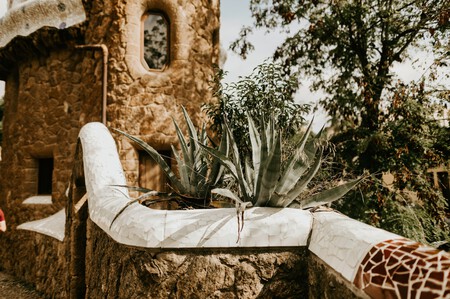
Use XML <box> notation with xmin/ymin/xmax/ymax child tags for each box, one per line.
<box><xmin>202</xmin><ymin>114</ymin><xmax>362</xmax><ymax>210</ymax></box>
<box><xmin>113</xmin><ymin>106</ymin><xmax>229</xmax><ymax>210</ymax></box>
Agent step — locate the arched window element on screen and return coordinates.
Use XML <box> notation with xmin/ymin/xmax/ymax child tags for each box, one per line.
<box><xmin>142</xmin><ymin>12</ymin><xmax>169</xmax><ymax>70</ymax></box>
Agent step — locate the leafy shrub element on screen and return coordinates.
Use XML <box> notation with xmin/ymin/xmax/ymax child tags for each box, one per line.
<box><xmin>203</xmin><ymin>61</ymin><xmax>310</xmax><ymax>156</ymax></box>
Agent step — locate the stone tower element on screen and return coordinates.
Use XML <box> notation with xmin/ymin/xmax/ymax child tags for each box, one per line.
<box><xmin>0</xmin><ymin>0</ymin><xmax>220</xmax><ymax>285</ymax></box>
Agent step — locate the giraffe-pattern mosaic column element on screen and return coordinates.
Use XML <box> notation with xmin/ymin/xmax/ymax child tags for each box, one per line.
<box><xmin>310</xmin><ymin>211</ymin><xmax>450</xmax><ymax>299</ymax></box>
<box><xmin>354</xmin><ymin>238</ymin><xmax>450</xmax><ymax>299</ymax></box>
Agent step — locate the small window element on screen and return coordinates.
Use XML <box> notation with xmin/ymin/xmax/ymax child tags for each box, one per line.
<box><xmin>139</xmin><ymin>150</ymin><xmax>171</xmax><ymax>192</ymax></box>
<box><xmin>38</xmin><ymin>158</ymin><xmax>54</xmax><ymax>195</ymax></box>
<box><xmin>142</xmin><ymin>12</ymin><xmax>169</xmax><ymax>70</ymax></box>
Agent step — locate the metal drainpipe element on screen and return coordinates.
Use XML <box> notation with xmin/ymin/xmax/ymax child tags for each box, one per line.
<box><xmin>75</xmin><ymin>44</ymin><xmax>109</xmax><ymax>125</ymax></box>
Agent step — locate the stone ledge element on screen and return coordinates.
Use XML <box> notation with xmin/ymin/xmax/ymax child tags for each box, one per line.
<box><xmin>22</xmin><ymin>195</ymin><xmax>52</xmax><ymax>205</ymax></box>
<box><xmin>309</xmin><ymin>211</ymin><xmax>400</xmax><ymax>281</ymax></box>
<box><xmin>17</xmin><ymin>208</ymin><xmax>65</xmax><ymax>241</ymax></box>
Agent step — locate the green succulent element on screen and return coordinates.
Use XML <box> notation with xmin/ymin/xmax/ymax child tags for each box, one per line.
<box><xmin>113</xmin><ymin>106</ymin><xmax>229</xmax><ymax>208</ymax></box>
<box><xmin>202</xmin><ymin>114</ymin><xmax>362</xmax><ymax>209</ymax></box>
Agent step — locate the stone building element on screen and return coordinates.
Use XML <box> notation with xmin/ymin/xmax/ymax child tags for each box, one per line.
<box><xmin>0</xmin><ymin>0</ymin><xmax>219</xmax><ymax>285</ymax></box>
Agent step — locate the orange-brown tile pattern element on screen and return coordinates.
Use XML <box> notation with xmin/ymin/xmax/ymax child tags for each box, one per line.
<box><xmin>353</xmin><ymin>238</ymin><xmax>450</xmax><ymax>298</ymax></box>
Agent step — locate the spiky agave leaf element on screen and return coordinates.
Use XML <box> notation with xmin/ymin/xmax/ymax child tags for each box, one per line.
<box><xmin>171</xmin><ymin>144</ymin><xmax>190</xmax><ymax>192</ymax></box>
<box><xmin>182</xmin><ymin>107</ymin><xmax>200</xmax><ymax>186</ymax></box>
<box><xmin>248</xmin><ymin>114</ymin><xmax>283</xmax><ymax>206</ymax></box>
<box><xmin>299</xmin><ymin>177</ymin><xmax>364</xmax><ymax>209</ymax></box>
<box><xmin>172</xmin><ymin>121</ymin><xmax>206</xmax><ymax>196</ymax></box>
<box><xmin>109</xmin><ymin>188</ymin><xmax>166</xmax><ymax>228</ymax></box>
<box><xmin>244</xmin><ymin>156</ymin><xmax>254</xmax><ymax>188</ymax></box>
<box><xmin>173</xmin><ymin>115</ymin><xmax>196</xmax><ymax>191</ymax></box>
<box><xmin>211</xmin><ymin>188</ymin><xmax>253</xmax><ymax>243</ymax></box>
<box><xmin>113</xmin><ymin>128</ymin><xmax>188</xmax><ymax>195</ymax></box>
<box><xmin>254</xmin><ymin>131</ymin><xmax>283</xmax><ymax>207</ymax></box>
<box><xmin>212</xmin><ymin>188</ymin><xmax>242</xmax><ymax>203</ymax></box>
<box><xmin>199</xmin><ymin>138</ymin><xmax>252</xmax><ymax>203</ymax></box>
<box><xmin>274</xmin><ymin>120</ymin><xmax>315</xmax><ymax>196</ymax></box>
<box><xmin>279</xmin><ymin>147</ymin><xmax>324</xmax><ymax>207</ymax></box>
<box><xmin>247</xmin><ymin>115</ymin><xmax>261</xmax><ymax>183</ymax></box>
<box><xmin>223</xmin><ymin>120</ymin><xmax>253</xmax><ymax>202</ymax></box>
<box><xmin>252</xmin><ymin>117</ymin><xmax>270</xmax><ymax>203</ymax></box>
<box><xmin>117</xmin><ymin>104</ymin><xmax>228</xmax><ymax>201</ymax></box>
<box><xmin>181</xmin><ymin>106</ymin><xmax>199</xmax><ymax>148</ymax></box>
<box><xmin>208</xmin><ymin>129</ymin><xmax>229</xmax><ymax>186</ymax></box>
<box><xmin>111</xmin><ymin>184</ymin><xmax>154</xmax><ymax>193</ymax></box>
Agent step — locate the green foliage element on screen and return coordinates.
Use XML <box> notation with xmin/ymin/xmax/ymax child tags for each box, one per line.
<box><xmin>203</xmin><ymin>61</ymin><xmax>310</xmax><ymax>156</ymax></box>
<box><xmin>114</xmin><ymin>106</ymin><xmax>228</xmax><ymax>205</ymax></box>
<box><xmin>235</xmin><ymin>0</ymin><xmax>449</xmax><ymax>129</ymax></box>
<box><xmin>233</xmin><ymin>0</ymin><xmax>450</xmax><ymax>244</ymax></box>
<box><xmin>333</xmin><ymin>175</ymin><xmax>449</xmax><ymax>246</ymax></box>
<box><xmin>331</xmin><ymin>84</ymin><xmax>450</xmax><ymax>245</ymax></box>
<box><xmin>333</xmin><ymin>82</ymin><xmax>445</xmax><ymax>173</ymax></box>
<box><xmin>202</xmin><ymin>114</ymin><xmax>362</xmax><ymax>208</ymax></box>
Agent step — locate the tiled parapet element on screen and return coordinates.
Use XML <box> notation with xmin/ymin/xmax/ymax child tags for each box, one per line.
<box><xmin>17</xmin><ymin>209</ymin><xmax>65</xmax><ymax>241</ymax></box>
<box><xmin>79</xmin><ymin>122</ymin><xmax>313</xmax><ymax>248</ymax></box>
<box><xmin>309</xmin><ymin>211</ymin><xmax>450</xmax><ymax>298</ymax></box>
<box><xmin>309</xmin><ymin>211</ymin><xmax>400</xmax><ymax>281</ymax></box>
<box><xmin>354</xmin><ymin>238</ymin><xmax>450</xmax><ymax>298</ymax></box>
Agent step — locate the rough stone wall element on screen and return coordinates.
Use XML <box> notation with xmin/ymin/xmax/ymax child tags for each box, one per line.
<box><xmin>0</xmin><ymin>231</ymin><xmax>68</xmax><ymax>298</ymax></box>
<box><xmin>0</xmin><ymin>43</ymin><xmax>102</xmax><ymax>283</ymax></box>
<box><xmin>84</xmin><ymin>218</ymin><xmax>370</xmax><ymax>299</ymax></box>
<box><xmin>33</xmin><ymin>233</ymin><xmax>68</xmax><ymax>298</ymax></box>
<box><xmin>0</xmin><ymin>45</ymin><xmax>101</xmax><ymax>219</ymax></box>
<box><xmin>85</xmin><ymin>219</ymin><xmax>309</xmax><ymax>299</ymax></box>
<box><xmin>0</xmin><ymin>0</ymin><xmax>220</xmax><ymax>226</ymax></box>
<box><xmin>0</xmin><ymin>0</ymin><xmax>219</xmax><ymax>294</ymax></box>
<box><xmin>308</xmin><ymin>254</ymin><xmax>369</xmax><ymax>299</ymax></box>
